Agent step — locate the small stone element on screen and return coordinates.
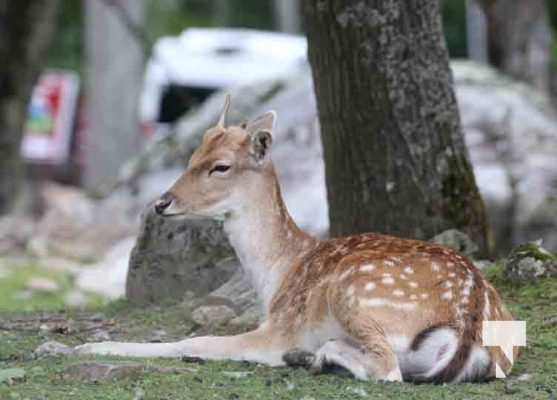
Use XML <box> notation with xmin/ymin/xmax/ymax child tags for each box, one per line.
<box><xmin>68</xmin><ymin>361</ymin><xmax>145</xmax><ymax>382</ymax></box>
<box><xmin>430</xmin><ymin>229</ymin><xmax>478</xmax><ymax>256</ymax></box>
<box><xmin>227</xmin><ymin>306</ymin><xmax>261</xmax><ymax>332</ymax></box>
<box><xmin>347</xmin><ymin>386</ymin><xmax>368</xmax><ymax>397</ymax></box>
<box><xmin>0</xmin><ymin>368</ymin><xmax>25</xmax><ymax>383</ymax></box>
<box><xmin>88</xmin><ymin>329</ymin><xmax>111</xmax><ymax>342</ymax></box>
<box><xmin>504</xmin><ymin>241</ymin><xmax>557</xmax><ymax>281</ymax></box>
<box><xmin>26</xmin><ymin>277</ymin><xmax>59</xmax><ymax>293</ymax></box>
<box><xmin>34</xmin><ymin>341</ymin><xmax>73</xmax><ymax>357</ymax></box>
<box><xmin>222</xmin><ymin>371</ymin><xmax>252</xmax><ymax>379</ymax></box>
<box><xmin>149</xmin><ymin>328</ymin><xmax>167</xmax><ymax>343</ymax></box>
<box><xmin>191</xmin><ymin>305</ymin><xmax>236</xmax><ymax>328</ymax></box>
<box><xmin>64</xmin><ymin>289</ymin><xmax>87</xmax><ymax>308</ymax></box>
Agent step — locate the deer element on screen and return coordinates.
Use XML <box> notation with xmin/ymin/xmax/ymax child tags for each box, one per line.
<box><xmin>76</xmin><ymin>95</ymin><xmax>518</xmax><ymax>383</ymax></box>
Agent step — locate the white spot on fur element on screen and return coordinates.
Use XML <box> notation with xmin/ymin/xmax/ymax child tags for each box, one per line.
<box><xmin>420</xmin><ymin>293</ymin><xmax>429</xmax><ymax>299</ymax></box>
<box><xmin>441</xmin><ymin>290</ymin><xmax>453</xmax><ymax>300</ymax></box>
<box><xmin>381</xmin><ymin>275</ymin><xmax>395</xmax><ymax>285</ymax></box>
<box><xmin>448</xmin><ymin>272</ymin><xmax>456</xmax><ymax>278</ymax></box>
<box><xmin>431</xmin><ymin>262</ymin><xmax>440</xmax><ymax>272</ymax></box>
<box><xmin>483</xmin><ymin>291</ymin><xmax>491</xmax><ymax>320</ymax></box>
<box><xmin>359</xmin><ymin>298</ymin><xmax>416</xmax><ymax>310</ymax></box>
<box><xmin>365</xmin><ymin>282</ymin><xmax>376</xmax><ymax>291</ymax></box>
<box><xmin>393</xmin><ymin>289</ymin><xmax>404</xmax><ymax>297</ymax></box>
<box><xmin>403</xmin><ymin>266</ymin><xmax>415</xmax><ymax>274</ymax></box>
<box><xmin>399</xmin><ymin>273</ymin><xmax>408</xmax><ymax>280</ymax></box>
<box><xmin>360</xmin><ymin>263</ymin><xmax>376</xmax><ymax>272</ymax></box>
<box><xmin>346</xmin><ymin>284</ymin><xmax>356</xmax><ymax>297</ymax></box>
<box><xmin>442</xmin><ymin>280</ymin><xmax>453</xmax><ymax>288</ymax></box>
<box><xmin>339</xmin><ymin>268</ymin><xmax>353</xmax><ymax>281</ymax></box>
<box><xmin>408</xmin><ymin>281</ymin><xmax>419</xmax><ymax>288</ymax></box>
<box><xmin>384</xmin><ymin>259</ymin><xmax>396</xmax><ymax>268</ymax></box>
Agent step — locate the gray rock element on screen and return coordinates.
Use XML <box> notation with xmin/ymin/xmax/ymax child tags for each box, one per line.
<box><xmin>68</xmin><ymin>361</ymin><xmax>145</xmax><ymax>382</ymax></box>
<box><xmin>191</xmin><ymin>305</ymin><xmax>237</xmax><ymax>328</ymax></box>
<box><xmin>34</xmin><ymin>341</ymin><xmax>73</xmax><ymax>357</ymax></box>
<box><xmin>504</xmin><ymin>241</ymin><xmax>556</xmax><ymax>280</ymax></box>
<box><xmin>430</xmin><ymin>229</ymin><xmax>479</xmax><ymax>257</ymax></box>
<box><xmin>64</xmin><ymin>289</ymin><xmax>87</xmax><ymax>308</ymax></box>
<box><xmin>228</xmin><ymin>306</ymin><xmax>262</xmax><ymax>332</ymax></box>
<box><xmin>26</xmin><ymin>277</ymin><xmax>59</xmax><ymax>293</ymax></box>
<box><xmin>126</xmin><ymin>209</ymin><xmax>237</xmax><ymax>305</ymax></box>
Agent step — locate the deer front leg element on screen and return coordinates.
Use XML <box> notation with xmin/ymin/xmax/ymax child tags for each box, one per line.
<box><xmin>75</xmin><ymin>323</ymin><xmax>288</xmax><ymax>366</ymax></box>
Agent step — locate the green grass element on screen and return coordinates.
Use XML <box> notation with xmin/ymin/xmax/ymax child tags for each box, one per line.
<box><xmin>0</xmin><ymin>262</ymin><xmax>103</xmax><ymax>313</ymax></box>
<box><xmin>0</xmin><ymin>264</ymin><xmax>555</xmax><ymax>399</ymax></box>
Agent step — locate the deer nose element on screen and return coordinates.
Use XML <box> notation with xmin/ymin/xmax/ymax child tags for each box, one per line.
<box><xmin>155</xmin><ymin>193</ymin><xmax>173</xmax><ymax>215</ymax></box>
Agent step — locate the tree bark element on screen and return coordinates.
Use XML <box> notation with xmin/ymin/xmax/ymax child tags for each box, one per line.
<box><xmin>481</xmin><ymin>0</ymin><xmax>551</xmax><ymax>93</ymax></box>
<box><xmin>0</xmin><ymin>0</ymin><xmax>59</xmax><ymax>215</ymax></box>
<box><xmin>303</xmin><ymin>0</ymin><xmax>488</xmax><ymax>254</ymax></box>
<box><xmin>84</xmin><ymin>0</ymin><xmax>144</xmax><ymax>190</ymax></box>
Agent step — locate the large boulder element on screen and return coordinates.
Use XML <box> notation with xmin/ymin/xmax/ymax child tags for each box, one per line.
<box><xmin>126</xmin><ymin>209</ymin><xmax>237</xmax><ymax>305</ymax></box>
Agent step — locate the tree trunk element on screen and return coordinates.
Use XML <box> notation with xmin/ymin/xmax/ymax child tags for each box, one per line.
<box><xmin>273</xmin><ymin>0</ymin><xmax>301</xmax><ymax>33</ymax></box>
<box><xmin>482</xmin><ymin>0</ymin><xmax>552</xmax><ymax>93</ymax></box>
<box><xmin>84</xmin><ymin>0</ymin><xmax>143</xmax><ymax>190</ymax></box>
<box><xmin>0</xmin><ymin>0</ymin><xmax>59</xmax><ymax>215</ymax></box>
<box><xmin>303</xmin><ymin>0</ymin><xmax>488</xmax><ymax>254</ymax></box>
<box><xmin>466</xmin><ymin>0</ymin><xmax>488</xmax><ymax>64</ymax></box>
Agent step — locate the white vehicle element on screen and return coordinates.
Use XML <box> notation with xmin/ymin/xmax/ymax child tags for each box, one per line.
<box><xmin>139</xmin><ymin>28</ymin><xmax>307</xmax><ymax>137</ymax></box>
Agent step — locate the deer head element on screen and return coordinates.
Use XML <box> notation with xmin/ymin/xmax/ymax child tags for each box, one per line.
<box><xmin>154</xmin><ymin>95</ymin><xmax>276</xmax><ymax>219</ymax></box>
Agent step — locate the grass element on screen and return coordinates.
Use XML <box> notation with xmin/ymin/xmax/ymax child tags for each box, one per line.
<box><xmin>0</xmin><ymin>263</ymin><xmax>555</xmax><ymax>400</ymax></box>
<box><xmin>0</xmin><ymin>261</ymin><xmax>103</xmax><ymax>313</ymax></box>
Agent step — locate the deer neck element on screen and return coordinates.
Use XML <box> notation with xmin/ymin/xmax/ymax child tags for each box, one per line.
<box><xmin>223</xmin><ymin>169</ymin><xmax>320</xmax><ymax>312</ymax></box>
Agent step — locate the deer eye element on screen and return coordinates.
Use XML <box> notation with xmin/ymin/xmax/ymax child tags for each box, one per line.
<box><xmin>209</xmin><ymin>164</ymin><xmax>231</xmax><ymax>176</ymax></box>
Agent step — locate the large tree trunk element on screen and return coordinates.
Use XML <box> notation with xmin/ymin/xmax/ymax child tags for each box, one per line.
<box><xmin>482</xmin><ymin>0</ymin><xmax>551</xmax><ymax>93</ymax></box>
<box><xmin>0</xmin><ymin>0</ymin><xmax>59</xmax><ymax>215</ymax></box>
<box><xmin>303</xmin><ymin>0</ymin><xmax>488</xmax><ymax>254</ymax></box>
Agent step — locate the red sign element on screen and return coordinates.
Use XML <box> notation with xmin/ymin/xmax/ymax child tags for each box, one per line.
<box><xmin>21</xmin><ymin>71</ymin><xmax>79</xmax><ymax>164</ymax></box>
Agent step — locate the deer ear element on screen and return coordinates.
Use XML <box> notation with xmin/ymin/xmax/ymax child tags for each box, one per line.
<box><xmin>249</xmin><ymin>129</ymin><xmax>273</xmax><ymax>165</ymax></box>
<box><xmin>244</xmin><ymin>111</ymin><xmax>276</xmax><ymax>135</ymax></box>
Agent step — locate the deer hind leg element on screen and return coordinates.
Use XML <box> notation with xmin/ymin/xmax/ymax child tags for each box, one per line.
<box><xmin>315</xmin><ymin>322</ymin><xmax>402</xmax><ymax>381</ymax></box>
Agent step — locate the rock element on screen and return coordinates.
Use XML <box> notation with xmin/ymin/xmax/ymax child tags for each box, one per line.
<box><xmin>0</xmin><ymin>368</ymin><xmax>25</xmax><ymax>384</ymax></box>
<box><xmin>64</xmin><ymin>290</ymin><xmax>87</xmax><ymax>308</ymax></box>
<box><xmin>87</xmin><ymin>329</ymin><xmax>111</xmax><ymax>342</ymax></box>
<box><xmin>191</xmin><ymin>305</ymin><xmax>237</xmax><ymax>328</ymax></box>
<box><xmin>504</xmin><ymin>241</ymin><xmax>556</xmax><ymax>280</ymax></box>
<box><xmin>228</xmin><ymin>306</ymin><xmax>262</xmax><ymax>332</ymax></box>
<box><xmin>222</xmin><ymin>371</ymin><xmax>253</xmax><ymax>379</ymax></box>
<box><xmin>32</xmin><ymin>182</ymin><xmax>138</xmax><ymax>262</ymax></box>
<box><xmin>68</xmin><ymin>361</ymin><xmax>145</xmax><ymax>382</ymax></box>
<box><xmin>0</xmin><ymin>215</ymin><xmax>35</xmax><ymax>255</ymax></box>
<box><xmin>209</xmin><ymin>268</ymin><xmax>257</xmax><ymax>311</ymax></box>
<box><xmin>26</xmin><ymin>277</ymin><xmax>59</xmax><ymax>293</ymax></box>
<box><xmin>76</xmin><ymin>236</ymin><xmax>136</xmax><ymax>300</ymax></box>
<box><xmin>34</xmin><ymin>341</ymin><xmax>73</xmax><ymax>357</ymax></box>
<box><xmin>126</xmin><ymin>209</ymin><xmax>238</xmax><ymax>305</ymax></box>
<box><xmin>148</xmin><ymin>328</ymin><xmax>167</xmax><ymax>343</ymax></box>
<box><xmin>430</xmin><ymin>229</ymin><xmax>479</xmax><ymax>257</ymax></box>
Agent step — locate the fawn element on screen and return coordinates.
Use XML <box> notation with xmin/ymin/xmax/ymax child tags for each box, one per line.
<box><xmin>76</xmin><ymin>95</ymin><xmax>518</xmax><ymax>383</ymax></box>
